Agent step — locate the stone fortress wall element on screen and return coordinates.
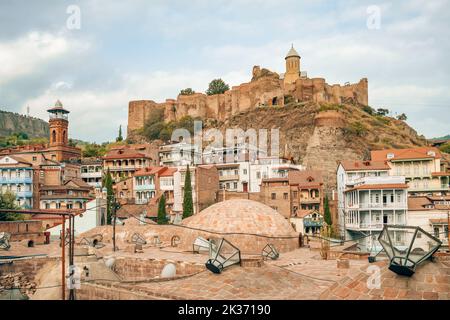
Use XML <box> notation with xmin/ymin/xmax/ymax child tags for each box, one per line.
<box><xmin>127</xmin><ymin>47</ymin><xmax>368</xmax><ymax>136</ymax></box>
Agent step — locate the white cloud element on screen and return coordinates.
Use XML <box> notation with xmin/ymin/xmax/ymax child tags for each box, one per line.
<box><xmin>0</xmin><ymin>31</ymin><xmax>89</xmax><ymax>85</ymax></box>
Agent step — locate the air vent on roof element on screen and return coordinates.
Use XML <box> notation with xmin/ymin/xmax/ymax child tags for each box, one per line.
<box><xmin>363</xmin><ymin>161</ymin><xmax>370</xmax><ymax>166</ymax></box>
<box><xmin>427</xmin><ymin>151</ymin><xmax>435</xmax><ymax>157</ymax></box>
<box><xmin>387</xmin><ymin>153</ymin><xmax>394</xmax><ymax>159</ymax></box>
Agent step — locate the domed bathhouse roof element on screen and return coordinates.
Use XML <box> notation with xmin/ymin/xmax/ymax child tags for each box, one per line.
<box><xmin>180</xmin><ymin>199</ymin><xmax>299</xmax><ymax>253</ymax></box>
<box><xmin>285</xmin><ymin>44</ymin><xmax>300</xmax><ymax>59</ymax></box>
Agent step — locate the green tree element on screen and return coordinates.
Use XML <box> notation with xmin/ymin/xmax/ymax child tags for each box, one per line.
<box><xmin>182</xmin><ymin>165</ymin><xmax>194</xmax><ymax>219</ymax></box>
<box><xmin>157</xmin><ymin>195</ymin><xmax>169</xmax><ymax>224</ymax></box>
<box><xmin>180</xmin><ymin>88</ymin><xmax>195</xmax><ymax>95</ymax></box>
<box><xmin>0</xmin><ymin>191</ymin><xmax>21</xmax><ymax>221</ymax></box>
<box><xmin>206</xmin><ymin>79</ymin><xmax>229</xmax><ymax>96</ymax></box>
<box><xmin>397</xmin><ymin>113</ymin><xmax>408</xmax><ymax>121</ymax></box>
<box><xmin>116</xmin><ymin>125</ymin><xmax>123</xmax><ymax>142</ymax></box>
<box><xmin>82</xmin><ymin>143</ymin><xmax>107</xmax><ymax>157</ymax></box>
<box><xmin>104</xmin><ymin>169</ymin><xmax>114</xmax><ymax>225</ymax></box>
<box><xmin>323</xmin><ymin>195</ymin><xmax>332</xmax><ymax>226</ymax></box>
<box><xmin>439</xmin><ymin>142</ymin><xmax>450</xmax><ymax>154</ymax></box>
<box><xmin>376</xmin><ymin>108</ymin><xmax>389</xmax><ymax>116</ymax></box>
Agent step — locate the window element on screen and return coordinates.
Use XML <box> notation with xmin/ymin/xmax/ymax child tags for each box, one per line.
<box><xmin>67</xmin><ymin>203</ymin><xmax>73</xmax><ymax>209</ymax></box>
<box><xmin>271</xmin><ymin>193</ymin><xmax>276</xmax><ymax>200</ymax></box>
<box><xmin>45</xmin><ymin>203</ymin><xmax>50</xmax><ymax>209</ymax></box>
<box><xmin>256</xmin><ymin>172</ymin><xmax>261</xmax><ymax>179</ymax></box>
<box><xmin>283</xmin><ymin>193</ymin><xmax>288</xmax><ymax>200</ymax></box>
<box><xmin>56</xmin><ymin>203</ymin><xmax>61</xmax><ymax>209</ymax></box>
<box><xmin>434</xmin><ymin>227</ymin><xmax>440</xmax><ymax>238</ymax></box>
<box><xmin>243</xmin><ymin>169</ymin><xmax>247</xmax><ymax>175</ymax></box>
<box><xmin>234</xmin><ymin>169</ymin><xmax>239</xmax><ymax>175</ymax></box>
<box><xmin>233</xmin><ymin>182</ymin><xmax>238</xmax><ymax>189</ymax></box>
<box><xmin>293</xmin><ymin>191</ymin><xmax>298</xmax><ymax>198</ymax></box>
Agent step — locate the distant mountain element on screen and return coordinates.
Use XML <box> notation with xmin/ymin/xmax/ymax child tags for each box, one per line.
<box><xmin>430</xmin><ymin>134</ymin><xmax>450</xmax><ymax>141</ymax></box>
<box><xmin>0</xmin><ymin>109</ymin><xmax>48</xmax><ymax>138</ymax></box>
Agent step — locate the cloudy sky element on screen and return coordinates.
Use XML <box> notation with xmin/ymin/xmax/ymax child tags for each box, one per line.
<box><xmin>0</xmin><ymin>0</ymin><xmax>449</xmax><ymax>142</ymax></box>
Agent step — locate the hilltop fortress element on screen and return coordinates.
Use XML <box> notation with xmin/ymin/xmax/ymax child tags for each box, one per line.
<box><xmin>127</xmin><ymin>45</ymin><xmax>368</xmax><ymax>136</ymax></box>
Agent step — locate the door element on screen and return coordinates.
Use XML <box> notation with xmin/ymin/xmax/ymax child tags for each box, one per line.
<box><xmin>243</xmin><ymin>182</ymin><xmax>248</xmax><ymax>192</ymax></box>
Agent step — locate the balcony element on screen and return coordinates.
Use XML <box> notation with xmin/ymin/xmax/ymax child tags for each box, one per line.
<box><xmin>303</xmin><ymin>218</ymin><xmax>323</xmax><ymax>228</ymax></box>
<box><xmin>16</xmin><ymin>191</ymin><xmax>33</xmax><ymax>198</ymax></box>
<box><xmin>135</xmin><ymin>184</ymin><xmax>155</xmax><ymax>191</ymax></box>
<box><xmin>346</xmin><ymin>222</ymin><xmax>384</xmax><ymax>231</ymax></box>
<box><xmin>81</xmin><ymin>171</ymin><xmax>102</xmax><ymax>178</ymax></box>
<box><xmin>346</xmin><ymin>202</ymin><xmax>407</xmax><ymax>210</ymax></box>
<box><xmin>219</xmin><ymin>175</ymin><xmax>239</xmax><ymax>182</ymax></box>
<box><xmin>0</xmin><ymin>177</ymin><xmax>32</xmax><ymax>184</ymax></box>
<box><xmin>135</xmin><ymin>199</ymin><xmax>149</xmax><ymax>205</ymax></box>
<box><xmin>300</xmin><ymin>198</ymin><xmax>321</xmax><ymax>204</ymax></box>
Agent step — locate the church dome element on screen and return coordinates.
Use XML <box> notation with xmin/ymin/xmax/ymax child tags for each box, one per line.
<box><xmin>181</xmin><ymin>199</ymin><xmax>297</xmax><ymax>237</ymax></box>
<box><xmin>285</xmin><ymin>45</ymin><xmax>300</xmax><ymax>59</ymax></box>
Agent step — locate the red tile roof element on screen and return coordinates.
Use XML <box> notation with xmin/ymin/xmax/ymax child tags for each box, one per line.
<box><xmin>339</xmin><ymin>160</ymin><xmax>390</xmax><ymax>171</ymax></box>
<box><xmin>431</xmin><ymin>172</ymin><xmax>450</xmax><ymax>177</ymax></box>
<box><xmin>134</xmin><ymin>166</ymin><xmax>165</xmax><ymax>177</ymax></box>
<box><xmin>288</xmin><ymin>170</ymin><xmax>323</xmax><ymax>187</ymax></box>
<box><xmin>371</xmin><ymin>147</ymin><xmax>442</xmax><ymax>161</ymax></box>
<box><xmin>159</xmin><ymin>167</ymin><xmax>178</xmax><ymax>177</ymax></box>
<box><xmin>103</xmin><ymin>148</ymin><xmax>149</xmax><ymax>160</ymax></box>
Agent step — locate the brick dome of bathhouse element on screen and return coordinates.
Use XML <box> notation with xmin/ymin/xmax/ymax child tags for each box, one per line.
<box><xmin>179</xmin><ymin>199</ymin><xmax>299</xmax><ymax>254</ymax></box>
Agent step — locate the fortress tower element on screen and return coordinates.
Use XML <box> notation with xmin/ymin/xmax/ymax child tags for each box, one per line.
<box><xmin>284</xmin><ymin>44</ymin><xmax>301</xmax><ymax>85</ymax></box>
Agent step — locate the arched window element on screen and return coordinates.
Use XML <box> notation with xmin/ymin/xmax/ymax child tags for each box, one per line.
<box><xmin>63</xmin><ymin>130</ymin><xmax>66</xmax><ymax>143</ymax></box>
<box><xmin>52</xmin><ymin>130</ymin><xmax>56</xmax><ymax>143</ymax></box>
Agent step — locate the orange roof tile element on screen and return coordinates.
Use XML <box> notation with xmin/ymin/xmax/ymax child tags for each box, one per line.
<box><xmin>339</xmin><ymin>160</ymin><xmax>390</xmax><ymax>171</ymax></box>
<box><xmin>288</xmin><ymin>170</ymin><xmax>323</xmax><ymax>186</ymax></box>
<box><xmin>103</xmin><ymin>148</ymin><xmax>149</xmax><ymax>160</ymax></box>
<box><xmin>371</xmin><ymin>147</ymin><xmax>442</xmax><ymax>161</ymax></box>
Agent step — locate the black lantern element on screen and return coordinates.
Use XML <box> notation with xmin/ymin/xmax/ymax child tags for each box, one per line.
<box><xmin>378</xmin><ymin>225</ymin><xmax>442</xmax><ymax>276</ymax></box>
<box><xmin>262</xmin><ymin>243</ymin><xmax>279</xmax><ymax>260</ymax></box>
<box><xmin>205</xmin><ymin>238</ymin><xmax>241</xmax><ymax>274</ymax></box>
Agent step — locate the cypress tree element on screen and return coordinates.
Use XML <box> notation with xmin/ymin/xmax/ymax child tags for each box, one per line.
<box><xmin>116</xmin><ymin>125</ymin><xmax>123</xmax><ymax>142</ymax></box>
<box><xmin>324</xmin><ymin>195</ymin><xmax>332</xmax><ymax>226</ymax></box>
<box><xmin>182</xmin><ymin>165</ymin><xmax>194</xmax><ymax>219</ymax></box>
<box><xmin>157</xmin><ymin>195</ymin><xmax>168</xmax><ymax>224</ymax></box>
<box><xmin>104</xmin><ymin>169</ymin><xmax>114</xmax><ymax>225</ymax></box>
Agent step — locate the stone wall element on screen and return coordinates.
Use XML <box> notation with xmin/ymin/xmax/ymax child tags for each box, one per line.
<box><xmin>0</xmin><ymin>220</ymin><xmax>46</xmax><ymax>244</ymax></box>
<box><xmin>0</xmin><ymin>257</ymin><xmax>59</xmax><ymax>281</ymax></box>
<box><xmin>113</xmin><ymin>257</ymin><xmax>204</xmax><ymax>281</ymax></box>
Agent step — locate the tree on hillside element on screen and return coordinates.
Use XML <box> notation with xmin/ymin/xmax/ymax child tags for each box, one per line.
<box><xmin>439</xmin><ymin>142</ymin><xmax>450</xmax><ymax>154</ymax></box>
<box><xmin>206</xmin><ymin>79</ymin><xmax>229</xmax><ymax>96</ymax></box>
<box><xmin>376</xmin><ymin>108</ymin><xmax>389</xmax><ymax>116</ymax></box>
<box><xmin>180</xmin><ymin>88</ymin><xmax>195</xmax><ymax>95</ymax></box>
<box><xmin>182</xmin><ymin>165</ymin><xmax>194</xmax><ymax>219</ymax></box>
<box><xmin>157</xmin><ymin>195</ymin><xmax>169</xmax><ymax>224</ymax></box>
<box><xmin>0</xmin><ymin>191</ymin><xmax>21</xmax><ymax>221</ymax></box>
<box><xmin>82</xmin><ymin>143</ymin><xmax>107</xmax><ymax>157</ymax></box>
<box><xmin>323</xmin><ymin>195</ymin><xmax>332</xmax><ymax>226</ymax></box>
<box><xmin>104</xmin><ymin>169</ymin><xmax>114</xmax><ymax>225</ymax></box>
<box><xmin>116</xmin><ymin>125</ymin><xmax>123</xmax><ymax>142</ymax></box>
<box><xmin>397</xmin><ymin>113</ymin><xmax>408</xmax><ymax>121</ymax></box>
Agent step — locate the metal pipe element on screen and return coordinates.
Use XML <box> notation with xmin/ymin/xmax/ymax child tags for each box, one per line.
<box><xmin>61</xmin><ymin>216</ymin><xmax>65</xmax><ymax>301</ymax></box>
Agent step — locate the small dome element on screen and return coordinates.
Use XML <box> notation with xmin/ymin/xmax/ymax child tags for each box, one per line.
<box><xmin>55</xmin><ymin>100</ymin><xmax>63</xmax><ymax>107</ymax></box>
<box><xmin>285</xmin><ymin>45</ymin><xmax>300</xmax><ymax>59</ymax></box>
<box><xmin>181</xmin><ymin>199</ymin><xmax>297</xmax><ymax>237</ymax></box>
